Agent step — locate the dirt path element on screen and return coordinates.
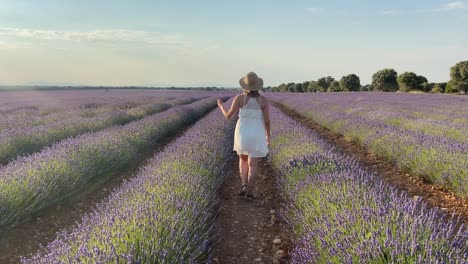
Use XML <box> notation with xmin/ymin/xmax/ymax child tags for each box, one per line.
<box><xmin>211</xmin><ymin>154</ymin><xmax>291</xmax><ymax>264</ymax></box>
<box><xmin>0</xmin><ymin>115</ymin><xmax>205</xmax><ymax>264</ymax></box>
<box><xmin>274</xmin><ymin>102</ymin><xmax>468</xmax><ymax>225</ymax></box>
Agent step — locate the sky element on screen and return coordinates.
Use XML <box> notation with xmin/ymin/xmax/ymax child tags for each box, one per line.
<box><xmin>0</xmin><ymin>0</ymin><xmax>467</xmax><ymax>87</ymax></box>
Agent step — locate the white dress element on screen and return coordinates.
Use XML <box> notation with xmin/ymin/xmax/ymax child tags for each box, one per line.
<box><xmin>233</xmin><ymin>95</ymin><xmax>269</xmax><ymax>157</ymax></box>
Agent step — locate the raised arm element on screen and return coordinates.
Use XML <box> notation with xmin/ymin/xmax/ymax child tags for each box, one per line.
<box><xmin>217</xmin><ymin>95</ymin><xmax>241</xmax><ymax>121</ymax></box>
<box><xmin>261</xmin><ymin>96</ymin><xmax>271</xmax><ymax>145</ymax></box>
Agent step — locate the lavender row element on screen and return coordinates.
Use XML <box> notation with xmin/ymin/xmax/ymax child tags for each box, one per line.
<box><xmin>0</xmin><ymin>90</ymin><xmax>215</xmax><ymax>115</ymax></box>
<box><xmin>0</xmin><ymin>94</ymin><xmax>205</xmax><ymax>133</ymax></box>
<box><xmin>0</xmin><ymin>90</ymin><xmax>163</xmax><ymax>121</ymax></box>
<box><xmin>0</xmin><ymin>96</ymin><xmax>225</xmax><ymax>227</ymax></box>
<box><xmin>21</xmin><ymin>98</ymin><xmax>236</xmax><ymax>263</ymax></box>
<box><xmin>269</xmin><ymin>92</ymin><xmax>468</xmax><ymax>198</ymax></box>
<box><xmin>0</xmin><ymin>96</ymin><xmax>200</xmax><ymax>165</ymax></box>
<box><xmin>268</xmin><ymin>105</ymin><xmax>467</xmax><ymax>263</ymax></box>
<box><xmin>0</xmin><ymin>90</ymin><xmax>218</xmax><ymax>132</ymax></box>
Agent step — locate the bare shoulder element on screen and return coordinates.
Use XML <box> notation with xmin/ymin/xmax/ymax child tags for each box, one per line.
<box><xmin>233</xmin><ymin>94</ymin><xmax>243</xmax><ymax>106</ymax></box>
<box><xmin>234</xmin><ymin>94</ymin><xmax>244</xmax><ymax>102</ymax></box>
<box><xmin>234</xmin><ymin>94</ymin><xmax>243</xmax><ymax>100</ymax></box>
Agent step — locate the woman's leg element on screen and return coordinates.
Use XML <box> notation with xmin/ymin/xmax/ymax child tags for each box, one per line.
<box><xmin>239</xmin><ymin>154</ymin><xmax>249</xmax><ymax>186</ymax></box>
<box><xmin>247</xmin><ymin>156</ymin><xmax>258</xmax><ymax>195</ymax></box>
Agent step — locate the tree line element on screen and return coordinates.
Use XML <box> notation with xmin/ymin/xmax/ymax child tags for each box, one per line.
<box><xmin>266</xmin><ymin>61</ymin><xmax>468</xmax><ymax>94</ymax></box>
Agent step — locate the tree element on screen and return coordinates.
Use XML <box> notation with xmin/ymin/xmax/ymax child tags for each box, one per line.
<box><xmin>339</xmin><ymin>74</ymin><xmax>361</xmax><ymax>91</ymax></box>
<box><xmin>280</xmin><ymin>83</ymin><xmax>294</xmax><ymax>92</ymax></box>
<box><xmin>294</xmin><ymin>83</ymin><xmax>304</xmax><ymax>93</ymax></box>
<box><xmin>397</xmin><ymin>72</ymin><xmax>428</xmax><ymax>92</ymax></box>
<box><xmin>372</xmin><ymin>68</ymin><xmax>398</xmax><ymax>92</ymax></box>
<box><xmin>449</xmin><ymin>61</ymin><xmax>468</xmax><ymax>94</ymax></box>
<box><xmin>360</xmin><ymin>84</ymin><xmax>371</xmax><ymax>91</ymax></box>
<box><xmin>327</xmin><ymin>80</ymin><xmax>342</xmax><ymax>92</ymax></box>
<box><xmin>287</xmin><ymin>83</ymin><xmax>295</xmax><ymax>92</ymax></box>
<box><xmin>278</xmin><ymin>83</ymin><xmax>287</xmax><ymax>92</ymax></box>
<box><xmin>421</xmin><ymin>80</ymin><xmax>433</xmax><ymax>93</ymax></box>
<box><xmin>307</xmin><ymin>81</ymin><xmax>320</xmax><ymax>92</ymax></box>
<box><xmin>418</xmin><ymin>75</ymin><xmax>429</xmax><ymax>92</ymax></box>
<box><xmin>424</xmin><ymin>82</ymin><xmax>435</xmax><ymax>93</ymax></box>
<box><xmin>302</xmin><ymin>81</ymin><xmax>310</xmax><ymax>92</ymax></box>
<box><xmin>432</xmin><ymin>82</ymin><xmax>447</xmax><ymax>93</ymax></box>
<box><xmin>446</xmin><ymin>80</ymin><xmax>459</xmax><ymax>94</ymax></box>
<box><xmin>317</xmin><ymin>76</ymin><xmax>335</xmax><ymax>92</ymax></box>
<box><xmin>262</xmin><ymin>86</ymin><xmax>271</xmax><ymax>92</ymax></box>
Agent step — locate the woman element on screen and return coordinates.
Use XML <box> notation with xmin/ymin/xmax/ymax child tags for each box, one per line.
<box><xmin>217</xmin><ymin>72</ymin><xmax>271</xmax><ymax>199</ymax></box>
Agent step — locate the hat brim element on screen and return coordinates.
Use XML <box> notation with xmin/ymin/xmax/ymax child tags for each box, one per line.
<box><xmin>239</xmin><ymin>77</ymin><xmax>263</xmax><ymax>91</ymax></box>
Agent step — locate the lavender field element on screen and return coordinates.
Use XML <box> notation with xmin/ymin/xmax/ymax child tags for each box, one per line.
<box><xmin>267</xmin><ymin>105</ymin><xmax>467</xmax><ymax>263</ymax></box>
<box><xmin>0</xmin><ymin>90</ymin><xmax>466</xmax><ymax>263</ymax></box>
<box><xmin>21</xmin><ymin>98</ymin><xmax>237</xmax><ymax>263</ymax></box>
<box><xmin>269</xmin><ymin>92</ymin><xmax>468</xmax><ymax>198</ymax></box>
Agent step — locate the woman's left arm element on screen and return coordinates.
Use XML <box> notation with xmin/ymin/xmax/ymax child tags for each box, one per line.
<box><xmin>261</xmin><ymin>98</ymin><xmax>271</xmax><ymax>145</ymax></box>
<box><xmin>217</xmin><ymin>96</ymin><xmax>240</xmax><ymax>120</ymax></box>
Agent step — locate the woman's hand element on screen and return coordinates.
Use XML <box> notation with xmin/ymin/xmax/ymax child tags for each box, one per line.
<box><xmin>218</xmin><ymin>96</ymin><xmax>240</xmax><ymax>121</ymax></box>
<box><xmin>266</xmin><ymin>134</ymin><xmax>271</xmax><ymax>145</ymax></box>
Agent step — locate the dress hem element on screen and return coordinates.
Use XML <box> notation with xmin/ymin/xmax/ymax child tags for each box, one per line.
<box><xmin>233</xmin><ymin>149</ymin><xmax>268</xmax><ymax>158</ymax></box>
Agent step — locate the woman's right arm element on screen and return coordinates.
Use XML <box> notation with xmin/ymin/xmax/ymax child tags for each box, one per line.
<box><xmin>217</xmin><ymin>95</ymin><xmax>240</xmax><ymax>121</ymax></box>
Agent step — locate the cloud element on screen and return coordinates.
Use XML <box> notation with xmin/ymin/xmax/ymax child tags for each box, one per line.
<box><xmin>0</xmin><ymin>27</ymin><xmax>187</xmax><ymax>47</ymax></box>
<box><xmin>437</xmin><ymin>2</ymin><xmax>467</xmax><ymax>11</ymax></box>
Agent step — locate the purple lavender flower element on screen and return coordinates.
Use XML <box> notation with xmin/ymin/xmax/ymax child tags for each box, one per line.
<box><xmin>267</xmin><ymin>104</ymin><xmax>467</xmax><ymax>263</ymax></box>
<box><xmin>0</xmin><ymin>95</ymin><xmax>228</xmax><ymax>227</ymax></box>
<box><xmin>268</xmin><ymin>92</ymin><xmax>468</xmax><ymax>198</ymax></box>
<box><xmin>20</xmin><ymin>97</ymin><xmax>236</xmax><ymax>263</ymax></box>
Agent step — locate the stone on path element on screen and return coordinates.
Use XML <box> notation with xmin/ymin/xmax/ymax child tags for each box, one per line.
<box><xmin>273</xmin><ymin>238</ymin><xmax>282</xmax><ymax>245</ymax></box>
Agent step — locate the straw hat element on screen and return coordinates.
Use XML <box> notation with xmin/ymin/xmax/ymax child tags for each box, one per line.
<box><xmin>239</xmin><ymin>72</ymin><xmax>264</xmax><ymax>91</ymax></box>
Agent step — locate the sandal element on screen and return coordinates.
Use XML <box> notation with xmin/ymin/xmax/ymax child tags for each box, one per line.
<box><xmin>238</xmin><ymin>185</ymin><xmax>248</xmax><ymax>196</ymax></box>
<box><xmin>246</xmin><ymin>193</ymin><xmax>254</xmax><ymax>200</ymax></box>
